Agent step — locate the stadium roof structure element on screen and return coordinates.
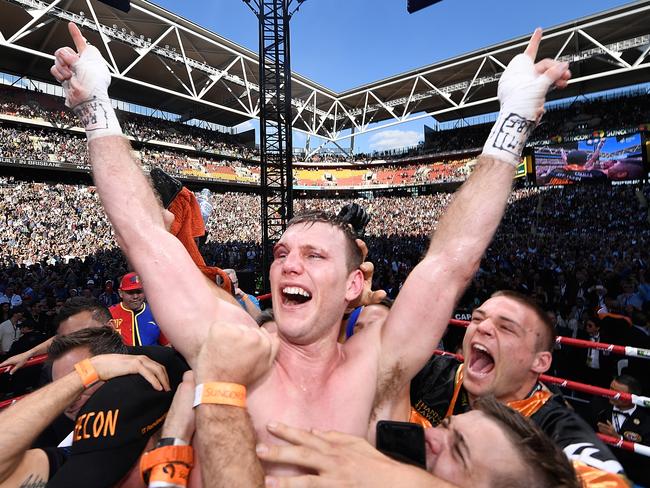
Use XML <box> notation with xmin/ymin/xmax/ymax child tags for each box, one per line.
<box><xmin>0</xmin><ymin>0</ymin><xmax>648</xmax><ymax>143</ymax></box>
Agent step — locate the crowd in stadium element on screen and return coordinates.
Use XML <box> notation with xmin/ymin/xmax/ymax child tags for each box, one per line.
<box><xmin>3</xmin><ymin>179</ymin><xmax>650</xmax><ymax>390</ymax></box>
<box><xmin>4</xmin><ymin>181</ymin><xmax>650</xmax><ymax>484</ymax></box>
<box><xmin>0</xmin><ymin>18</ymin><xmax>649</xmax><ymax>488</ymax></box>
<box><xmin>0</xmin><ymin>85</ymin><xmax>258</xmax><ymax>158</ymax></box>
<box><xmin>2</xmin><ymin>83</ymin><xmax>649</xmax><ymax>184</ymax></box>
<box><xmin>380</xmin><ymin>91</ymin><xmax>650</xmax><ymax>158</ymax></box>
<box><xmin>4</xmin><ymin>158</ymin><xmax>650</xmax><ymax>485</ymax></box>
<box><xmin>0</xmin><ymin>122</ymin><xmax>473</xmax><ymax>187</ymax></box>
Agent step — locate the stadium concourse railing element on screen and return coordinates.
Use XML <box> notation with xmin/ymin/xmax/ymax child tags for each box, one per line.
<box><xmin>1</xmin><ymin>314</ymin><xmax>649</xmax><ymax>457</ymax></box>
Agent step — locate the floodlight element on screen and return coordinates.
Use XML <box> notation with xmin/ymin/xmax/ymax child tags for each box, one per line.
<box><xmin>407</xmin><ymin>0</ymin><xmax>443</xmax><ymax>14</ymax></box>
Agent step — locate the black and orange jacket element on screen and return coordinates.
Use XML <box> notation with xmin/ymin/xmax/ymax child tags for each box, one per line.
<box><xmin>410</xmin><ymin>355</ymin><xmax>630</xmax><ymax>487</ymax></box>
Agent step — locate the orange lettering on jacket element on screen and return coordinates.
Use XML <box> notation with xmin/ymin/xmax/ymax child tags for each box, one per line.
<box><xmin>73</xmin><ymin>409</ymin><xmax>120</xmax><ymax>441</ymax></box>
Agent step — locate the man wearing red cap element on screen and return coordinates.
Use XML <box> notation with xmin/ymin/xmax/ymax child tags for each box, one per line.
<box><xmin>109</xmin><ymin>272</ymin><xmax>168</xmax><ymax>347</ymax></box>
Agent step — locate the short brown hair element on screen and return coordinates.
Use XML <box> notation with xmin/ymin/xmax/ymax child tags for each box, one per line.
<box><xmin>286</xmin><ymin>210</ymin><xmax>363</xmax><ymax>272</ymax></box>
<box><xmin>48</xmin><ymin>326</ymin><xmax>127</xmax><ymax>362</ymax></box>
<box><xmin>54</xmin><ymin>297</ymin><xmax>113</xmax><ymax>333</ymax></box>
<box><xmin>491</xmin><ymin>290</ymin><xmax>555</xmax><ymax>352</ymax></box>
<box><xmin>474</xmin><ymin>396</ymin><xmax>580</xmax><ymax>488</ymax></box>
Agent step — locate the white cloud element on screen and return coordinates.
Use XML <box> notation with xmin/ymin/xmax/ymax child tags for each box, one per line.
<box><xmin>234</xmin><ymin>120</ymin><xmax>255</xmax><ymax>133</ymax></box>
<box><xmin>368</xmin><ymin>129</ymin><xmax>420</xmax><ymax>151</ymax></box>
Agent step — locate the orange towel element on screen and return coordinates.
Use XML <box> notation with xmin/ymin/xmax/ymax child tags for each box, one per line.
<box><xmin>168</xmin><ymin>187</ymin><xmax>231</xmax><ymax>292</ymax></box>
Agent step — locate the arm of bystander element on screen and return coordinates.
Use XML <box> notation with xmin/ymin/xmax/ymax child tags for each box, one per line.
<box><xmin>0</xmin><ymin>353</ymin><xmax>169</xmax><ymax>487</ymax></box>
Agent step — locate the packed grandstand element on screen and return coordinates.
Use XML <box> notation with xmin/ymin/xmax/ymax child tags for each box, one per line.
<box><xmin>0</xmin><ymin>1</ymin><xmax>649</xmax><ymax>487</ymax></box>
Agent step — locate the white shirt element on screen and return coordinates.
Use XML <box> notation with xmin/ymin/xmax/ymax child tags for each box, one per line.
<box><xmin>587</xmin><ymin>334</ymin><xmax>600</xmax><ymax>369</ymax></box>
<box><xmin>612</xmin><ymin>405</ymin><xmax>636</xmax><ymax>433</ymax></box>
<box><xmin>9</xmin><ymin>294</ymin><xmax>22</xmax><ymax>308</ymax></box>
<box><xmin>0</xmin><ymin>319</ymin><xmax>21</xmax><ymax>354</ymax></box>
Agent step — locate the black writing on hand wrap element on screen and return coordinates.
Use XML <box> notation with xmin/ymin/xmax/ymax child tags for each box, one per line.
<box><xmin>73</xmin><ymin>97</ymin><xmax>109</xmax><ymax>132</ymax></box>
<box><xmin>489</xmin><ymin>113</ymin><xmax>535</xmax><ymax>157</ymax></box>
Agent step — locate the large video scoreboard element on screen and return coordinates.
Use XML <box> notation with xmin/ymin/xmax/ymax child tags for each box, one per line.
<box><xmin>531</xmin><ymin>132</ymin><xmax>648</xmax><ymax>186</ymax></box>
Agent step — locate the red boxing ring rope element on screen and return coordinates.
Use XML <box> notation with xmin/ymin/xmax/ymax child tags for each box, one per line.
<box><xmin>540</xmin><ymin>374</ymin><xmax>650</xmax><ymax>409</ymax></box>
<box><xmin>597</xmin><ymin>433</ymin><xmax>650</xmax><ymax>458</ymax></box>
<box><xmin>554</xmin><ymin>336</ymin><xmax>650</xmax><ymax>360</ymax></box>
<box><xmin>0</xmin><ymin>394</ymin><xmax>26</xmax><ymax>409</ymax></box>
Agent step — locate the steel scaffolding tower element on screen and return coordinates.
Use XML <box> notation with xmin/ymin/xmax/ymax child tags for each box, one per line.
<box><xmin>244</xmin><ymin>0</ymin><xmax>305</xmax><ymax>291</ymax></box>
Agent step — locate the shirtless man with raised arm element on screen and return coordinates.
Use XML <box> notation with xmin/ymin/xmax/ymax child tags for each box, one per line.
<box><xmin>50</xmin><ymin>24</ymin><xmax>570</xmax><ymax>481</ymax></box>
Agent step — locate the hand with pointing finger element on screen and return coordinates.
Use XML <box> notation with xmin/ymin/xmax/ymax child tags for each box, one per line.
<box><xmin>51</xmin><ymin>22</ymin><xmax>122</xmax><ymax>139</ymax></box>
<box><xmin>499</xmin><ymin>28</ymin><xmax>571</xmax><ymax>121</ymax></box>
<box><xmin>483</xmin><ymin>28</ymin><xmax>571</xmax><ymax>166</ymax></box>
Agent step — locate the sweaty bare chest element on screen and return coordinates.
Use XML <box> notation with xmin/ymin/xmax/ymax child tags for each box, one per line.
<box><xmin>250</xmin><ymin>365</ymin><xmax>377</xmax><ymax>440</ymax></box>
<box><xmin>187</xmin><ymin>355</ymin><xmax>384</xmax><ymax>484</ymax></box>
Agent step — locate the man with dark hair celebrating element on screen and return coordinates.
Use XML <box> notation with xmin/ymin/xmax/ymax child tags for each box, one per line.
<box><xmin>0</xmin><ymin>297</ymin><xmax>113</xmax><ymax>374</ymax></box>
<box><xmin>410</xmin><ymin>290</ymin><xmax>627</xmax><ymax>485</ymax></box>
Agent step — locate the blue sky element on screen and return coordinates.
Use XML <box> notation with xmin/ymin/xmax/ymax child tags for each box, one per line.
<box><xmin>154</xmin><ymin>0</ymin><xmax>634</xmax><ymax>153</ymax></box>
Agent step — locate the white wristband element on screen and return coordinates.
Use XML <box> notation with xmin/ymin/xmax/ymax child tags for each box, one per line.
<box><xmin>72</xmin><ymin>97</ymin><xmax>123</xmax><ymax>141</ymax></box>
<box><xmin>62</xmin><ymin>44</ymin><xmax>122</xmax><ymax>141</ymax></box>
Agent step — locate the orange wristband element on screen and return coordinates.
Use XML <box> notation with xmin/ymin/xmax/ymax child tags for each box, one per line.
<box><xmin>193</xmin><ymin>382</ymin><xmax>246</xmax><ymax>408</ymax></box>
<box><xmin>74</xmin><ymin>359</ymin><xmax>99</xmax><ymax>388</ymax></box>
<box><xmin>149</xmin><ymin>463</ymin><xmax>191</xmax><ymax>487</ymax></box>
<box><xmin>140</xmin><ymin>445</ymin><xmax>193</xmax><ymax>486</ymax></box>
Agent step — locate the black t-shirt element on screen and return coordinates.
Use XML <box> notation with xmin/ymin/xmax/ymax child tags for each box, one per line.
<box><xmin>39</xmin><ymin>346</ymin><xmax>189</xmax><ymax>480</ymax></box>
<box><xmin>546</xmin><ymin>168</ymin><xmax>608</xmax><ymax>184</ymax></box>
<box><xmin>410</xmin><ymin>355</ymin><xmax>624</xmax><ymax>474</ymax></box>
<box><xmin>410</xmin><ymin>353</ymin><xmax>471</xmax><ymax>425</ymax></box>
<box><xmin>42</xmin><ymin>447</ymin><xmax>69</xmax><ymax>480</ymax></box>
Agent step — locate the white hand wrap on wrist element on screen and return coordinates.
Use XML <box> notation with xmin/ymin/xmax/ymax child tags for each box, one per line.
<box><xmin>482</xmin><ymin>53</ymin><xmax>558</xmax><ymax>167</ymax></box>
<box><xmin>64</xmin><ymin>45</ymin><xmax>122</xmax><ymax>141</ymax></box>
<box><xmin>482</xmin><ymin>111</ymin><xmax>536</xmax><ymax>167</ymax></box>
<box><xmin>72</xmin><ymin>97</ymin><xmax>122</xmax><ymax>141</ymax></box>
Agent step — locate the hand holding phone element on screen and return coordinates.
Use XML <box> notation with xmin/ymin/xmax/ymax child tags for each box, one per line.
<box><xmin>376</xmin><ymin>420</ymin><xmax>427</xmax><ymax>469</ymax></box>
